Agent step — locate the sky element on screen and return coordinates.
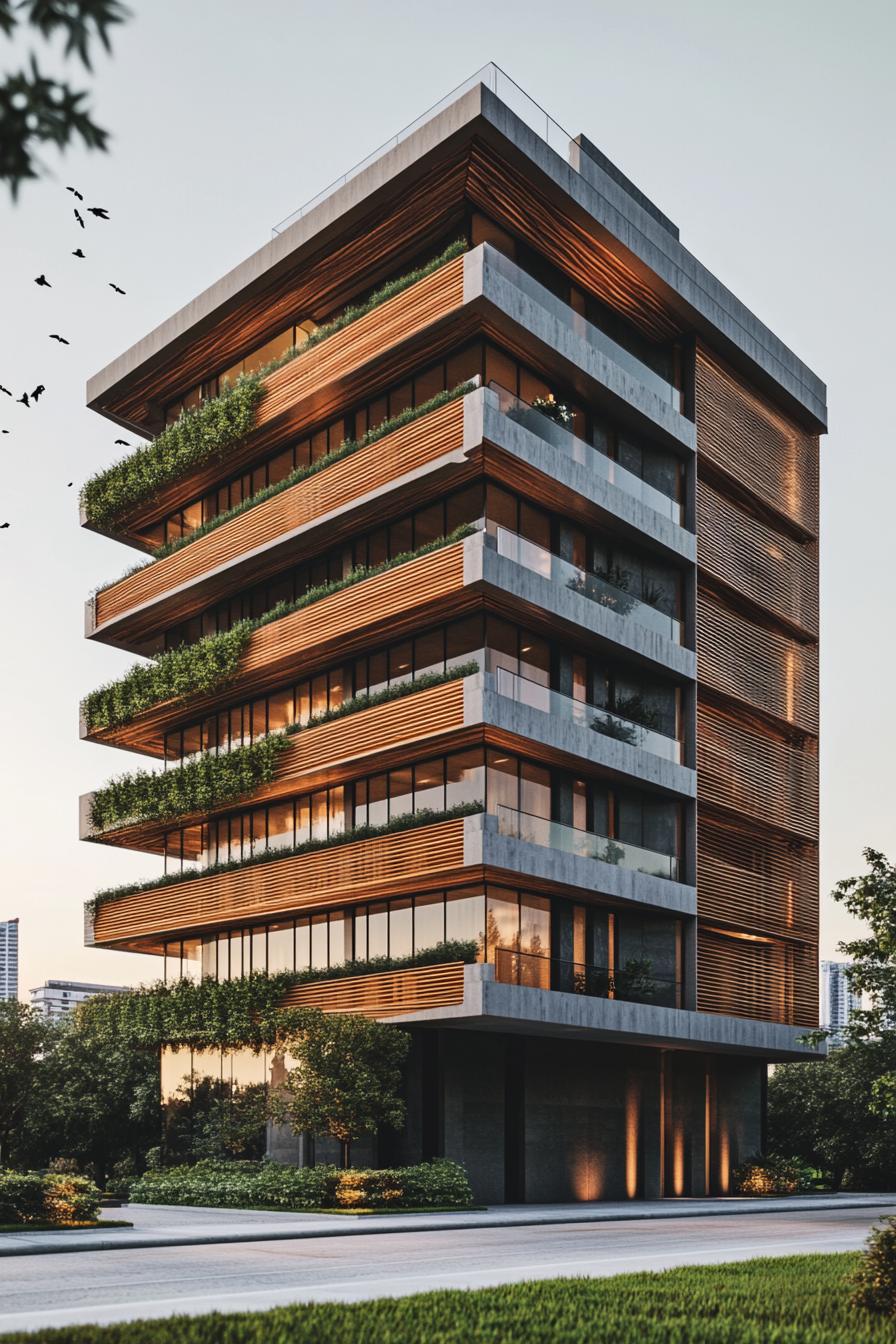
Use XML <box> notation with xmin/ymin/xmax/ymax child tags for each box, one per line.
<box><xmin>1</xmin><ymin>0</ymin><xmax>893</xmax><ymax>999</ymax></box>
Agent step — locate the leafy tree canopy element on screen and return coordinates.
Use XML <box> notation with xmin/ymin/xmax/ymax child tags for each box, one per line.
<box><xmin>1</xmin><ymin>0</ymin><xmax>129</xmax><ymax>197</ymax></box>
<box><xmin>833</xmin><ymin>847</ymin><xmax>896</xmax><ymax>1043</ymax></box>
<box><xmin>0</xmin><ymin>1000</ymin><xmax>51</xmax><ymax>1165</ymax></box>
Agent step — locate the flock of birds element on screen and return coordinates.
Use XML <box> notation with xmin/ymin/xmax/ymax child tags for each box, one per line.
<box><xmin>1</xmin><ymin>187</ymin><xmax>132</xmax><ymax>528</ymax></box>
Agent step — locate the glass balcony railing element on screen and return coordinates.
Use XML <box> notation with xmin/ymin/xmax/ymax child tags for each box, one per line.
<box><xmin>482</xmin><ymin>244</ymin><xmax>682</xmax><ymax>411</ymax></box>
<box><xmin>487</xmin><ymin>384</ymin><xmax>683</xmax><ymax>525</ymax></box>
<box><xmin>494</xmin><ymin>946</ymin><xmax>680</xmax><ymax>1008</ymax></box>
<box><xmin>496</xmin><ymin>804</ymin><xmax>680</xmax><ymax>882</ymax></box>
<box><xmin>492</xmin><ymin>666</ymin><xmax>682</xmax><ymax>764</ymax></box>
<box><xmin>487</xmin><ymin>523</ymin><xmax>683</xmax><ymax>644</ymax></box>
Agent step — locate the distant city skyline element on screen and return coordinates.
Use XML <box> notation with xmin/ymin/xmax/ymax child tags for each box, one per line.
<box><xmin>820</xmin><ymin>960</ymin><xmax>862</xmax><ymax>1046</ymax></box>
<box><xmin>30</xmin><ymin>978</ymin><xmax>128</xmax><ymax>1023</ymax></box>
<box><xmin>0</xmin><ymin>919</ymin><xmax>18</xmax><ymax>1001</ymax></box>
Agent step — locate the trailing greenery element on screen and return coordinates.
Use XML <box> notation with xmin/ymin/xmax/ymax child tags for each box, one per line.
<box><xmin>89</xmin><ymin>733</ymin><xmax>290</xmax><ymax>833</ymax></box>
<box><xmin>128</xmin><ymin>1158</ymin><xmax>472</xmax><ymax>1212</ymax></box>
<box><xmin>77</xmin><ymin>943</ymin><xmax>478</xmax><ymax>1051</ymax></box>
<box><xmin>4</xmin><ymin>1254</ymin><xmax>892</xmax><ymax>1343</ymax></box>
<box><xmin>80</xmin><ymin>239</ymin><xmax>468</xmax><ymax>534</ymax></box>
<box><xmin>81</xmin><ymin>376</ymin><xmax>265</xmax><ymax>531</ymax></box>
<box><xmin>0</xmin><ymin>1171</ymin><xmax>100</xmax><ymax>1226</ymax></box>
<box><xmin>147</xmin><ymin>380</ymin><xmax>476</xmax><ymax>564</ymax></box>
<box><xmin>89</xmin><ymin>662</ymin><xmax>478</xmax><ymax>833</ymax></box>
<box><xmin>87</xmin><ymin>803</ymin><xmax>483</xmax><ymax>915</ymax></box>
<box><xmin>82</xmin><ymin>523</ymin><xmax>476</xmax><ymax>732</ymax></box>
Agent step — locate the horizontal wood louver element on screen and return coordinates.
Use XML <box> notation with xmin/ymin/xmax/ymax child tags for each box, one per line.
<box><xmin>696</xmin><ymin>590</ymin><xmax>818</xmax><ymax>734</ymax></box>
<box><xmin>697</xmin><ymin>701</ymin><xmax>818</xmax><ymax>842</ymax></box>
<box><xmin>88</xmin><ymin>539</ymin><xmax>470</xmax><ymax>753</ymax></box>
<box><xmin>697</xmin><ymin>926</ymin><xmax>817</xmax><ymax>1027</ymax></box>
<box><xmin>279</xmin><ymin>961</ymin><xmax>466</xmax><ymax>1018</ymax></box>
<box><xmin>92</xmin><ymin>816</ymin><xmax>470</xmax><ymax>946</ymax></box>
<box><xmin>99</xmin><ymin>155</ymin><xmax>471</xmax><ymax>428</ymax></box>
<box><xmin>94</xmin><ymin>397</ymin><xmax>467</xmax><ymax>629</ymax></box>
<box><xmin>695</xmin><ymin>346</ymin><xmax>819</xmax><ymax>537</ymax></box>
<box><xmin>697</xmin><ymin>812</ymin><xmax>818</xmax><ymax>943</ymax></box>
<box><xmin>697</xmin><ymin>480</ymin><xmax>818</xmax><ymax>637</ymax></box>
<box><xmin>466</xmin><ymin>144</ymin><xmax>682</xmax><ymax>342</ymax></box>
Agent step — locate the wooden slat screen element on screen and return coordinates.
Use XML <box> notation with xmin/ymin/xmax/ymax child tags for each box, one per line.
<box><xmin>696</xmin><ymin>346</ymin><xmax>819</xmax><ymax>537</ymax></box>
<box><xmin>697</xmin><ymin>812</ymin><xmax>818</xmax><ymax>943</ymax></box>
<box><xmin>92</xmin><ymin>816</ymin><xmax>469</xmax><ymax>945</ymax></box>
<box><xmin>697</xmin><ymin>480</ymin><xmax>818</xmax><ymax>637</ymax></box>
<box><xmin>279</xmin><ymin>961</ymin><xmax>466</xmax><ymax>1018</ymax></box>
<box><xmin>697</xmin><ymin>926</ymin><xmax>818</xmax><ymax>1027</ymax></box>
<box><xmin>697</xmin><ymin>589</ymin><xmax>818</xmax><ymax>734</ymax></box>
<box><xmin>95</xmin><ymin>397</ymin><xmax>466</xmax><ymax>628</ymax></box>
<box><xmin>90</xmin><ymin>539</ymin><xmax>470</xmax><ymax>753</ymax></box>
<box><xmin>100</xmin><ymin>155</ymin><xmax>470</xmax><ymax>428</ymax></box>
<box><xmin>697</xmin><ymin>701</ymin><xmax>818</xmax><ymax>842</ymax></box>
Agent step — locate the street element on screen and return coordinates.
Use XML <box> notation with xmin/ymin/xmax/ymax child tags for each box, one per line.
<box><xmin>0</xmin><ymin>1203</ymin><xmax>890</xmax><ymax>1334</ymax></box>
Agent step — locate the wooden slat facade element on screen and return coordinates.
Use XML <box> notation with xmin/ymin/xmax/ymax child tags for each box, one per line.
<box><xmin>94</xmin><ymin>396</ymin><xmax>467</xmax><ymax>630</ymax></box>
<box><xmin>92</xmin><ymin>816</ymin><xmax>470</xmax><ymax>947</ymax></box>
<box><xmin>695</xmin><ymin>341</ymin><xmax>819</xmax><ymax>1028</ymax></box>
<box><xmin>279</xmin><ymin>961</ymin><xmax>466</xmax><ymax>1018</ymax></box>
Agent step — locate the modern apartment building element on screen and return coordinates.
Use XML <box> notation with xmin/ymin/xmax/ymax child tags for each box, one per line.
<box><xmin>80</xmin><ymin>66</ymin><xmax>825</xmax><ymax>1201</ymax></box>
<box><xmin>820</xmin><ymin>961</ymin><xmax>861</xmax><ymax>1047</ymax></box>
<box><xmin>0</xmin><ymin>918</ymin><xmax>19</xmax><ymax>1001</ymax></box>
<box><xmin>30</xmin><ymin>979</ymin><xmax>129</xmax><ymax>1024</ymax></box>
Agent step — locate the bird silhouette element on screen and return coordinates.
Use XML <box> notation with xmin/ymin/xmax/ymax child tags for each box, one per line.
<box><xmin>113</xmin><ymin>438</ymin><xmax>130</xmax><ymax>446</ymax></box>
<box><xmin>72</xmin><ymin>248</ymin><xmax>86</xmax><ymax>259</ymax></box>
<box><xmin>50</xmin><ymin>334</ymin><xmax>70</xmax><ymax>345</ymax></box>
<box><xmin>0</xmin><ymin>523</ymin><xmax>9</xmax><ymax>529</ymax></box>
<box><xmin>109</xmin><ymin>283</ymin><xmax>126</xmax><ymax>295</ymax></box>
<box><xmin>74</xmin><ymin>209</ymin><xmax>85</xmax><ymax>228</ymax></box>
<box><xmin>17</xmin><ymin>393</ymin><xmax>29</xmax><ymax>408</ymax></box>
<box><xmin>66</xmin><ymin>187</ymin><xmax>84</xmax><ymax>201</ymax></box>
<box><xmin>1</xmin><ymin>429</ymin><xmax>8</xmax><ymax>434</ymax></box>
<box><xmin>34</xmin><ymin>274</ymin><xmax>51</xmax><ymax>287</ymax></box>
<box><xmin>67</xmin><ymin>481</ymin><xmax>73</xmax><ymax>487</ymax></box>
<box><xmin>31</xmin><ymin>385</ymin><xmax>46</xmax><ymax>401</ymax></box>
<box><xmin>0</xmin><ymin>386</ymin><xmax>11</xmax><ymax>397</ymax></box>
<box><xmin>88</xmin><ymin>207</ymin><xmax>110</xmax><ymax>219</ymax></box>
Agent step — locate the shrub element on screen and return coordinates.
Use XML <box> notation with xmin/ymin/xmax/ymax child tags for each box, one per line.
<box><xmin>852</xmin><ymin>1217</ymin><xmax>896</xmax><ymax>1316</ymax></box>
<box><xmin>0</xmin><ymin>1169</ymin><xmax>100</xmax><ymax>1225</ymax></box>
<box><xmin>128</xmin><ymin>1158</ymin><xmax>472</xmax><ymax>1212</ymax></box>
<box><xmin>732</xmin><ymin>1153</ymin><xmax>815</xmax><ymax>1195</ymax></box>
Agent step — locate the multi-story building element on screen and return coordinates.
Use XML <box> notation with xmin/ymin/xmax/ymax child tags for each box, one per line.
<box><xmin>30</xmin><ymin>979</ymin><xmax>129</xmax><ymax>1024</ymax></box>
<box><xmin>820</xmin><ymin>961</ymin><xmax>861</xmax><ymax>1047</ymax></box>
<box><xmin>80</xmin><ymin>66</ymin><xmax>825</xmax><ymax>1201</ymax></box>
<box><xmin>0</xmin><ymin>919</ymin><xmax>18</xmax><ymax>1001</ymax></box>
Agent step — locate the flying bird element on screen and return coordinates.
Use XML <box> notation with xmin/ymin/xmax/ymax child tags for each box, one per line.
<box><xmin>31</xmin><ymin>385</ymin><xmax>46</xmax><ymax>402</ymax></box>
<box><xmin>1</xmin><ymin>429</ymin><xmax>9</xmax><ymax>434</ymax></box>
<box><xmin>113</xmin><ymin>438</ymin><xmax>130</xmax><ymax>446</ymax></box>
<box><xmin>74</xmin><ymin>209</ymin><xmax>85</xmax><ymax>228</ymax></box>
<box><xmin>34</xmin><ymin>274</ymin><xmax>51</xmax><ymax>287</ymax></box>
<box><xmin>50</xmin><ymin>334</ymin><xmax>70</xmax><ymax>345</ymax></box>
<box><xmin>0</xmin><ymin>386</ymin><xmax>11</xmax><ymax>397</ymax></box>
<box><xmin>67</xmin><ymin>481</ymin><xmax>73</xmax><ymax>487</ymax></box>
<box><xmin>72</xmin><ymin>248</ymin><xmax>86</xmax><ymax>259</ymax></box>
<box><xmin>109</xmin><ymin>283</ymin><xmax>126</xmax><ymax>295</ymax></box>
<box><xmin>66</xmin><ymin>187</ymin><xmax>83</xmax><ymax>201</ymax></box>
<box><xmin>16</xmin><ymin>393</ymin><xmax>29</xmax><ymax>408</ymax></box>
<box><xmin>0</xmin><ymin>523</ymin><xmax>9</xmax><ymax>529</ymax></box>
<box><xmin>88</xmin><ymin>207</ymin><xmax>110</xmax><ymax>220</ymax></box>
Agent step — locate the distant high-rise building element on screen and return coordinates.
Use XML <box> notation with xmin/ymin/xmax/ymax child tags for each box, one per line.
<box><xmin>0</xmin><ymin>919</ymin><xmax>19</xmax><ymax>1001</ymax></box>
<box><xmin>820</xmin><ymin>961</ymin><xmax>861</xmax><ymax>1046</ymax></box>
<box><xmin>30</xmin><ymin>979</ymin><xmax>128</xmax><ymax>1024</ymax></box>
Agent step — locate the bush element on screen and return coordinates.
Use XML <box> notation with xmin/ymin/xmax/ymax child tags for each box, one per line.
<box><xmin>852</xmin><ymin>1217</ymin><xmax>896</xmax><ymax>1316</ymax></box>
<box><xmin>128</xmin><ymin>1158</ymin><xmax>472</xmax><ymax>1212</ymax></box>
<box><xmin>0</xmin><ymin>1169</ymin><xmax>100</xmax><ymax>1225</ymax></box>
<box><xmin>732</xmin><ymin>1153</ymin><xmax>815</xmax><ymax>1195</ymax></box>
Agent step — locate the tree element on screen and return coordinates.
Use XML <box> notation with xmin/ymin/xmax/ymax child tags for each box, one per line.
<box><xmin>270</xmin><ymin>1010</ymin><xmax>410</xmax><ymax>1168</ymax></box>
<box><xmin>1</xmin><ymin>0</ymin><xmax>128</xmax><ymax>198</ymax></box>
<box><xmin>834</xmin><ymin>848</ymin><xmax>896</xmax><ymax>1043</ymax></box>
<box><xmin>0</xmin><ymin>1000</ymin><xmax>51</xmax><ymax>1166</ymax></box>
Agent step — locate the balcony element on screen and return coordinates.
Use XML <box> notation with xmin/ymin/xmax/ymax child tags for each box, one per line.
<box><xmin>496</xmin><ymin>805</ymin><xmax>680</xmax><ymax>882</ymax></box>
<box><xmin>493</xmin><ymin>947</ymin><xmax>680</xmax><ymax>1009</ymax></box>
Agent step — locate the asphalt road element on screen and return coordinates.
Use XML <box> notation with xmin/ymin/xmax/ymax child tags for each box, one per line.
<box><xmin>0</xmin><ymin>1204</ymin><xmax>890</xmax><ymax>1334</ymax></box>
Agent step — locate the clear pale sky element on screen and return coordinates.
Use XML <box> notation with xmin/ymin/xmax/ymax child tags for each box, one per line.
<box><xmin>1</xmin><ymin>0</ymin><xmax>892</xmax><ymax>998</ymax></box>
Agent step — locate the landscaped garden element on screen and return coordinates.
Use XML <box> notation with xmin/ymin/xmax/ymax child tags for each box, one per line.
<box><xmin>0</xmin><ymin>1253</ymin><xmax>894</xmax><ymax>1342</ymax></box>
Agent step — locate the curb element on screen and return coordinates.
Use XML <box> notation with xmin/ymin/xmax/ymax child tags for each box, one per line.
<box><xmin>2</xmin><ymin>1195</ymin><xmax>895</xmax><ymax>1258</ymax></box>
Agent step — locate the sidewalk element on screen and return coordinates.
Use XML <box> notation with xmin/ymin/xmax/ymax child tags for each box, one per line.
<box><xmin>2</xmin><ymin>1192</ymin><xmax>895</xmax><ymax>1258</ymax></box>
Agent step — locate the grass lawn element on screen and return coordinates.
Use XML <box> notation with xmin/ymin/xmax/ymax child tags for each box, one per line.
<box><xmin>0</xmin><ymin>1221</ymin><xmax>132</xmax><ymax>1234</ymax></box>
<box><xmin>0</xmin><ymin>1252</ymin><xmax>891</xmax><ymax>1342</ymax></box>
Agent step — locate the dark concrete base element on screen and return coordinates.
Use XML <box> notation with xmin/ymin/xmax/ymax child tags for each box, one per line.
<box><xmin>268</xmin><ymin>1027</ymin><xmax>763</xmax><ymax>1204</ymax></box>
